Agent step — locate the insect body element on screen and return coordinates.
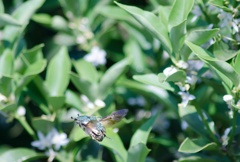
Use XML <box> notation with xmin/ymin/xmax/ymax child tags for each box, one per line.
<box><xmin>71</xmin><ymin>109</ymin><xmax>128</xmax><ymax>142</ymax></box>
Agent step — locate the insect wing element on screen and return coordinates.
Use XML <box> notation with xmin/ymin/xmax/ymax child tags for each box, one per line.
<box><xmin>100</xmin><ymin>109</ymin><xmax>128</xmax><ymax>127</ymax></box>
<box><xmin>85</xmin><ymin>120</ymin><xmax>106</xmax><ymax>142</ymax></box>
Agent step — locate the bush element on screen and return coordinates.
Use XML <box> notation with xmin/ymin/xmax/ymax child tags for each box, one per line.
<box><xmin>0</xmin><ymin>0</ymin><xmax>240</xmax><ymax>161</ymax></box>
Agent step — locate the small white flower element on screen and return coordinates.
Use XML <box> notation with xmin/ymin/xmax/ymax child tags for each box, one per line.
<box><xmin>163</xmin><ymin>66</ymin><xmax>178</xmax><ymax>77</ymax></box>
<box><xmin>76</xmin><ymin>35</ymin><xmax>86</xmax><ymax>44</ymax></box>
<box><xmin>31</xmin><ymin>128</ymin><xmax>69</xmax><ymax>151</ymax></box>
<box><xmin>223</xmin><ymin>95</ymin><xmax>233</xmax><ymax>102</ymax></box>
<box><xmin>222</xmin><ymin>127</ymin><xmax>231</xmax><ymax>146</ymax></box>
<box><xmin>176</xmin><ymin>60</ymin><xmax>188</xmax><ymax>69</ymax></box>
<box><xmin>84</xmin><ymin>46</ymin><xmax>107</xmax><ymax>66</ymax></box>
<box><xmin>113</xmin><ymin>128</ymin><xmax>119</xmax><ymax>133</ymax></box>
<box><xmin>0</xmin><ymin>93</ymin><xmax>7</xmax><ymax>102</ymax></box>
<box><xmin>52</xmin><ymin>130</ymin><xmax>69</xmax><ymax>150</ymax></box>
<box><xmin>17</xmin><ymin>106</ymin><xmax>26</xmax><ymax>116</ymax></box>
<box><xmin>80</xmin><ymin>95</ymin><xmax>105</xmax><ymax>109</ymax></box>
<box><xmin>31</xmin><ymin>131</ymin><xmax>52</xmax><ymax>150</ymax></box>
<box><xmin>186</xmin><ymin>75</ymin><xmax>198</xmax><ymax>85</ymax></box>
<box><xmin>94</xmin><ymin>99</ymin><xmax>105</xmax><ymax>108</ymax></box>
<box><xmin>178</xmin><ymin>91</ymin><xmax>196</xmax><ymax>108</ymax></box>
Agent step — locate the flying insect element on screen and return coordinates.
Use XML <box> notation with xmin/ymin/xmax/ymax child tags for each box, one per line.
<box><xmin>71</xmin><ymin>109</ymin><xmax>128</xmax><ymax>142</ymax></box>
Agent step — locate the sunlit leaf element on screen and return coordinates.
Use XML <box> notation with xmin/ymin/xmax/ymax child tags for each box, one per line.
<box><xmin>179</xmin><ymin>137</ymin><xmax>218</xmax><ymax>153</ymax></box>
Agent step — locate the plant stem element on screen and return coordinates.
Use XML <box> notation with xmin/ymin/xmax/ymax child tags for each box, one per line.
<box><xmin>228</xmin><ymin>109</ymin><xmax>238</xmax><ymax>149</ymax></box>
<box><xmin>16</xmin><ymin>116</ymin><xmax>36</xmax><ymax>139</ymax></box>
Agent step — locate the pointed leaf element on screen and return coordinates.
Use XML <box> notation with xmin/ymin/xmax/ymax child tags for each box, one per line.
<box><xmin>0</xmin><ymin>13</ymin><xmax>21</xmax><ymax>27</ymax></box>
<box><xmin>186</xmin><ymin>41</ymin><xmax>239</xmax><ymax>86</ymax></box>
<box><xmin>170</xmin><ymin>20</ymin><xmax>186</xmax><ymax>55</ymax></box>
<box><xmin>115</xmin><ymin>2</ymin><xmax>172</xmax><ymax>54</ymax></box>
<box><xmin>164</xmin><ymin>71</ymin><xmax>186</xmax><ymax>83</ymax></box>
<box><xmin>45</xmin><ymin>46</ymin><xmax>71</xmax><ymax>96</ymax></box>
<box><xmin>15</xmin><ymin>60</ymin><xmax>47</xmax><ymax>96</ymax></box>
<box><xmin>0</xmin><ymin>76</ymin><xmax>13</xmax><ymax>97</ymax></box>
<box><xmin>0</xmin><ymin>49</ymin><xmax>14</xmax><ymax>77</ymax></box>
<box><xmin>100</xmin><ymin>129</ymin><xmax>128</xmax><ymax>162</ymax></box>
<box><xmin>99</xmin><ymin>59</ymin><xmax>129</xmax><ymax>99</ymax></box>
<box><xmin>179</xmin><ymin>137</ymin><xmax>217</xmax><ymax>153</ymax></box>
<box><xmin>124</xmin><ymin>39</ymin><xmax>146</xmax><ymax>73</ymax></box>
<box><xmin>233</xmin><ymin>52</ymin><xmax>240</xmax><ymax>74</ymax></box>
<box><xmin>133</xmin><ymin>74</ymin><xmax>177</xmax><ymax>92</ymax></box>
<box><xmin>70</xmin><ymin>72</ymin><xmax>98</xmax><ymax>101</ymax></box>
<box><xmin>187</xmin><ymin>29</ymin><xmax>219</xmax><ymax>45</ymax></box>
<box><xmin>3</xmin><ymin>0</ymin><xmax>45</xmax><ymax>47</ymax></box>
<box><xmin>130</xmin><ymin>113</ymin><xmax>158</xmax><ymax>147</ymax></box>
<box><xmin>0</xmin><ymin>148</ymin><xmax>44</xmax><ymax>162</ymax></box>
<box><xmin>127</xmin><ymin>143</ymin><xmax>150</xmax><ymax>162</ymax></box>
<box><xmin>73</xmin><ymin>59</ymin><xmax>99</xmax><ymax>83</ymax></box>
<box><xmin>168</xmin><ymin>0</ymin><xmax>194</xmax><ymax>30</ymax></box>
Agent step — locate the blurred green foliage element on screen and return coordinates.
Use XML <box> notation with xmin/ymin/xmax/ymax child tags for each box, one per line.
<box><xmin>0</xmin><ymin>0</ymin><xmax>240</xmax><ymax>161</ymax></box>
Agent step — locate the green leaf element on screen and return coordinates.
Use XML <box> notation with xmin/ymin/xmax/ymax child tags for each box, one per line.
<box><xmin>168</xmin><ymin>0</ymin><xmax>194</xmax><ymax>30</ymax></box>
<box><xmin>178</xmin><ymin>137</ymin><xmax>218</xmax><ymax>153</ymax></box>
<box><xmin>170</xmin><ymin>20</ymin><xmax>186</xmax><ymax>55</ymax></box>
<box><xmin>70</xmin><ymin>127</ymin><xmax>89</xmax><ymax>141</ymax></box>
<box><xmin>124</xmin><ymin>39</ymin><xmax>146</xmax><ymax>73</ymax></box>
<box><xmin>15</xmin><ymin>60</ymin><xmax>47</xmax><ymax>97</ymax></box>
<box><xmin>0</xmin><ymin>0</ymin><xmax>4</xmax><ymax>14</ymax></box>
<box><xmin>101</xmin><ymin>129</ymin><xmax>128</xmax><ymax>162</ymax></box>
<box><xmin>70</xmin><ymin>72</ymin><xmax>98</xmax><ymax>101</ymax></box>
<box><xmin>45</xmin><ymin>46</ymin><xmax>71</xmax><ymax>96</ymax></box>
<box><xmin>182</xmin><ymin>29</ymin><xmax>219</xmax><ymax>60</ymax></box>
<box><xmin>127</xmin><ymin>143</ymin><xmax>150</xmax><ymax>162</ymax></box>
<box><xmin>99</xmin><ymin>6</ymin><xmax>141</xmax><ymax>28</ymax></box>
<box><xmin>0</xmin><ymin>148</ymin><xmax>44</xmax><ymax>162</ymax></box>
<box><xmin>65</xmin><ymin>90</ymin><xmax>83</xmax><ymax>111</ymax></box>
<box><xmin>0</xmin><ymin>49</ymin><xmax>14</xmax><ymax>77</ymax></box>
<box><xmin>47</xmin><ymin>96</ymin><xmax>65</xmax><ymax>110</ymax></box>
<box><xmin>0</xmin><ymin>13</ymin><xmax>21</xmax><ymax>27</ymax></box>
<box><xmin>186</xmin><ymin>41</ymin><xmax>239</xmax><ymax>86</ymax></box>
<box><xmin>0</xmin><ymin>103</ymin><xmax>17</xmax><ymax>112</ymax></box>
<box><xmin>0</xmin><ymin>76</ymin><xmax>13</xmax><ymax>97</ymax></box>
<box><xmin>73</xmin><ymin>59</ymin><xmax>99</xmax><ymax>83</ymax></box>
<box><xmin>179</xmin><ymin>105</ymin><xmax>209</xmax><ymax>138</ymax></box>
<box><xmin>32</xmin><ymin>14</ymin><xmax>69</xmax><ymax>32</ymax></box>
<box><xmin>233</xmin><ymin>52</ymin><xmax>240</xmax><ymax>74</ymax></box>
<box><xmin>32</xmin><ymin>13</ymin><xmax>52</xmax><ymax>26</ymax></box>
<box><xmin>26</xmin><ymin>77</ymin><xmax>50</xmax><ymax>114</ymax></box>
<box><xmin>163</xmin><ymin>70</ymin><xmax>186</xmax><ymax>83</ymax></box>
<box><xmin>98</xmin><ymin>59</ymin><xmax>129</xmax><ymax>99</ymax></box>
<box><xmin>115</xmin><ymin>2</ymin><xmax>172</xmax><ymax>54</ymax></box>
<box><xmin>187</xmin><ymin>29</ymin><xmax>219</xmax><ymax>45</ymax></box>
<box><xmin>3</xmin><ymin>0</ymin><xmax>45</xmax><ymax>47</ymax></box>
<box><xmin>130</xmin><ymin>113</ymin><xmax>158</xmax><ymax>147</ymax></box>
<box><xmin>133</xmin><ymin>74</ymin><xmax>176</xmax><ymax>92</ymax></box>
<box><xmin>22</xmin><ymin>44</ymin><xmax>44</xmax><ymax>64</ymax></box>
<box><xmin>58</xmin><ymin>0</ymin><xmax>82</xmax><ymax>17</ymax></box>
<box><xmin>122</xmin><ymin>22</ymin><xmax>152</xmax><ymax>49</ymax></box>
<box><xmin>209</xmin><ymin>0</ymin><xmax>231</xmax><ymax>12</ymax></box>
<box><xmin>32</xmin><ymin>118</ymin><xmax>54</xmax><ymax>135</ymax></box>
<box><xmin>213</xmin><ymin>41</ymin><xmax>239</xmax><ymax>61</ymax></box>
